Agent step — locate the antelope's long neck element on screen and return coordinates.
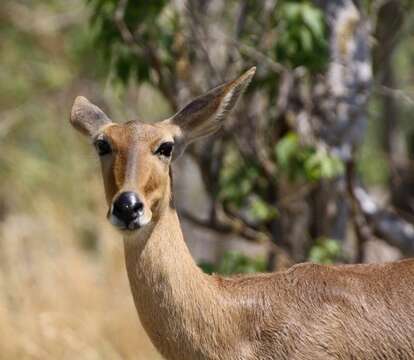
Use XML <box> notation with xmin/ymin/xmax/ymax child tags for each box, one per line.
<box><xmin>123</xmin><ymin>200</ymin><xmax>241</xmax><ymax>359</ymax></box>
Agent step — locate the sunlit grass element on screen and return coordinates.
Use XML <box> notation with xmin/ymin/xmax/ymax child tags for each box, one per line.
<box><xmin>0</xmin><ymin>0</ymin><xmax>164</xmax><ymax>357</ymax></box>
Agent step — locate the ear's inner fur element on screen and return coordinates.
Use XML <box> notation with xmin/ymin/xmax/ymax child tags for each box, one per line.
<box><xmin>167</xmin><ymin>67</ymin><xmax>256</xmax><ymax>146</ymax></box>
<box><xmin>70</xmin><ymin>96</ymin><xmax>112</xmax><ymax>137</ymax></box>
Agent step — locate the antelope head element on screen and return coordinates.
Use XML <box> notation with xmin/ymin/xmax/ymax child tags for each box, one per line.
<box><xmin>70</xmin><ymin>67</ymin><xmax>255</xmax><ymax>233</ymax></box>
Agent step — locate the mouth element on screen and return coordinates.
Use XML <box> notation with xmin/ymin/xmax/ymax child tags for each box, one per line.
<box><xmin>122</xmin><ymin>219</ymin><xmax>142</xmax><ymax>231</ymax></box>
<box><xmin>106</xmin><ymin>209</ymin><xmax>149</xmax><ymax>232</ymax></box>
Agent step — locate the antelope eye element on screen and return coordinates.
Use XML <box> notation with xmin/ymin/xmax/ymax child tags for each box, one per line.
<box><xmin>155</xmin><ymin>142</ymin><xmax>174</xmax><ymax>158</ymax></box>
<box><xmin>94</xmin><ymin>138</ymin><xmax>112</xmax><ymax>156</ymax></box>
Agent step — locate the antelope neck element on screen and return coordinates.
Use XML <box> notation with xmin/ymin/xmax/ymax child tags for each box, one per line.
<box><xmin>122</xmin><ymin>197</ymin><xmax>235</xmax><ymax>358</ymax></box>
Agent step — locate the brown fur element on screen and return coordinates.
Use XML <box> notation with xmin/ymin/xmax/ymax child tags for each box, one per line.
<box><xmin>124</xmin><ymin>211</ymin><xmax>414</xmax><ymax>360</ymax></box>
<box><xmin>70</xmin><ymin>68</ymin><xmax>414</xmax><ymax>359</ymax></box>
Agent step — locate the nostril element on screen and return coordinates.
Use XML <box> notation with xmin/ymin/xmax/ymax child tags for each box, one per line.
<box><xmin>132</xmin><ymin>201</ymin><xmax>144</xmax><ymax>215</ymax></box>
<box><xmin>113</xmin><ymin>191</ymin><xmax>143</xmax><ymax>224</ymax></box>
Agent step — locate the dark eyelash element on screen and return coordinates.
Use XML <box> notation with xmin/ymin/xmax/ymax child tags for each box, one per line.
<box><xmin>155</xmin><ymin>142</ymin><xmax>174</xmax><ymax>157</ymax></box>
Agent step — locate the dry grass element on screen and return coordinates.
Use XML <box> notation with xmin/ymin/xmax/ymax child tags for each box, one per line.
<box><xmin>0</xmin><ymin>182</ymin><xmax>162</xmax><ymax>359</ymax></box>
<box><xmin>0</xmin><ymin>1</ymin><xmax>165</xmax><ymax>357</ymax></box>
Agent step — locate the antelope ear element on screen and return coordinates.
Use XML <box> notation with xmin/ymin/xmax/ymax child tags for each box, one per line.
<box><xmin>70</xmin><ymin>96</ymin><xmax>112</xmax><ymax>137</ymax></box>
<box><xmin>166</xmin><ymin>67</ymin><xmax>256</xmax><ymax>152</ymax></box>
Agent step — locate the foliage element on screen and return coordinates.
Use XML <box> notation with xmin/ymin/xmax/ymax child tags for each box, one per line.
<box><xmin>85</xmin><ymin>0</ymin><xmax>341</xmax><ymax>264</ymax></box>
<box><xmin>86</xmin><ymin>0</ymin><xmax>414</xmax><ymax>266</ymax></box>
<box><xmin>275</xmin><ymin>132</ymin><xmax>344</xmax><ymax>182</ymax></box>
<box><xmin>199</xmin><ymin>251</ymin><xmax>267</xmax><ymax>275</ymax></box>
<box><xmin>275</xmin><ymin>1</ymin><xmax>328</xmax><ymax>71</ymax></box>
<box><xmin>87</xmin><ymin>0</ymin><xmax>177</xmax><ymax>85</ymax></box>
<box><xmin>308</xmin><ymin>238</ymin><xmax>342</xmax><ymax>264</ymax></box>
<box><xmin>234</xmin><ymin>0</ymin><xmax>329</xmax><ymax>99</ymax></box>
<box><xmin>218</xmin><ymin>149</ymin><xmax>261</xmax><ymax>207</ymax></box>
<box><xmin>0</xmin><ymin>1</ymin><xmax>163</xmax><ymax>358</ymax></box>
<box><xmin>88</xmin><ymin>0</ymin><xmax>329</xmax><ymax>87</ymax></box>
<box><xmin>218</xmin><ymin>148</ymin><xmax>278</xmax><ymax>222</ymax></box>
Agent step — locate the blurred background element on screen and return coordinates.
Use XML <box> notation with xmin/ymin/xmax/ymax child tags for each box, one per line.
<box><xmin>1</xmin><ymin>0</ymin><xmax>414</xmax><ymax>358</ymax></box>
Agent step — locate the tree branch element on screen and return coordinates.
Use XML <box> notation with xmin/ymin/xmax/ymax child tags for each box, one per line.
<box><xmin>114</xmin><ymin>0</ymin><xmax>177</xmax><ymax>110</ymax></box>
<box><xmin>179</xmin><ymin>208</ymin><xmax>269</xmax><ymax>244</ymax></box>
<box><xmin>114</xmin><ymin>0</ymin><xmax>142</xmax><ymax>56</ymax></box>
<box><xmin>313</xmin><ymin>0</ymin><xmax>372</xmax><ymax>159</ymax></box>
<box><xmin>346</xmin><ymin>161</ymin><xmax>414</xmax><ymax>256</ymax></box>
<box><xmin>179</xmin><ymin>206</ymin><xmax>293</xmax><ymax>265</ymax></box>
<box><xmin>376</xmin><ymin>86</ymin><xmax>414</xmax><ymax>107</ymax></box>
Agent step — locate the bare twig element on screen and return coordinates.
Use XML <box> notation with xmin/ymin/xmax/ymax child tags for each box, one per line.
<box><xmin>114</xmin><ymin>0</ymin><xmax>177</xmax><ymax>110</ymax></box>
<box><xmin>276</xmin><ymin>183</ymin><xmax>316</xmax><ymax>208</ymax></box>
<box><xmin>186</xmin><ymin>0</ymin><xmax>221</xmax><ymax>85</ymax></box>
<box><xmin>235</xmin><ymin>0</ymin><xmax>248</xmax><ymax>39</ymax></box>
<box><xmin>179</xmin><ymin>204</ymin><xmax>292</xmax><ymax>264</ymax></box>
<box><xmin>346</xmin><ymin>161</ymin><xmax>374</xmax><ymax>262</ymax></box>
<box><xmin>234</xmin><ymin>41</ymin><xmax>286</xmax><ymax>74</ymax></box>
<box><xmin>376</xmin><ymin>86</ymin><xmax>414</xmax><ymax>106</ymax></box>
<box><xmin>346</xmin><ymin>161</ymin><xmax>414</xmax><ymax>257</ymax></box>
<box><xmin>114</xmin><ymin>0</ymin><xmax>142</xmax><ymax>56</ymax></box>
<box><xmin>194</xmin><ymin>29</ymin><xmax>285</xmax><ymax>75</ymax></box>
<box><xmin>179</xmin><ymin>208</ymin><xmax>269</xmax><ymax>244</ymax></box>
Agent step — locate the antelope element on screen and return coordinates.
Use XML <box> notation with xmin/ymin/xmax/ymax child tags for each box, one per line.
<box><xmin>70</xmin><ymin>67</ymin><xmax>414</xmax><ymax>360</ymax></box>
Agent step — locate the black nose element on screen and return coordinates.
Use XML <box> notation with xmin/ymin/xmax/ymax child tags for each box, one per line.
<box><xmin>112</xmin><ymin>192</ymin><xmax>144</xmax><ymax>226</ymax></box>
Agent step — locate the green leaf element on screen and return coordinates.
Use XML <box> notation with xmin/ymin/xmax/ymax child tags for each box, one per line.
<box><xmin>283</xmin><ymin>3</ymin><xmax>302</xmax><ymax>20</ymax></box>
<box><xmin>214</xmin><ymin>251</ymin><xmax>266</xmax><ymax>275</ymax></box>
<box><xmin>275</xmin><ymin>132</ymin><xmax>300</xmax><ymax>169</ymax></box>
<box><xmin>308</xmin><ymin>238</ymin><xmax>342</xmax><ymax>264</ymax></box>
<box><xmin>325</xmin><ymin>239</ymin><xmax>341</xmax><ymax>256</ymax></box>
<box><xmin>302</xmin><ymin>4</ymin><xmax>325</xmax><ymax>38</ymax></box>
<box><xmin>249</xmin><ymin>197</ymin><xmax>278</xmax><ymax>222</ymax></box>
<box><xmin>300</xmin><ymin>28</ymin><xmax>313</xmax><ymax>52</ymax></box>
<box><xmin>198</xmin><ymin>262</ymin><xmax>215</xmax><ymax>275</ymax></box>
<box><xmin>304</xmin><ymin>148</ymin><xmax>344</xmax><ymax>181</ymax></box>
